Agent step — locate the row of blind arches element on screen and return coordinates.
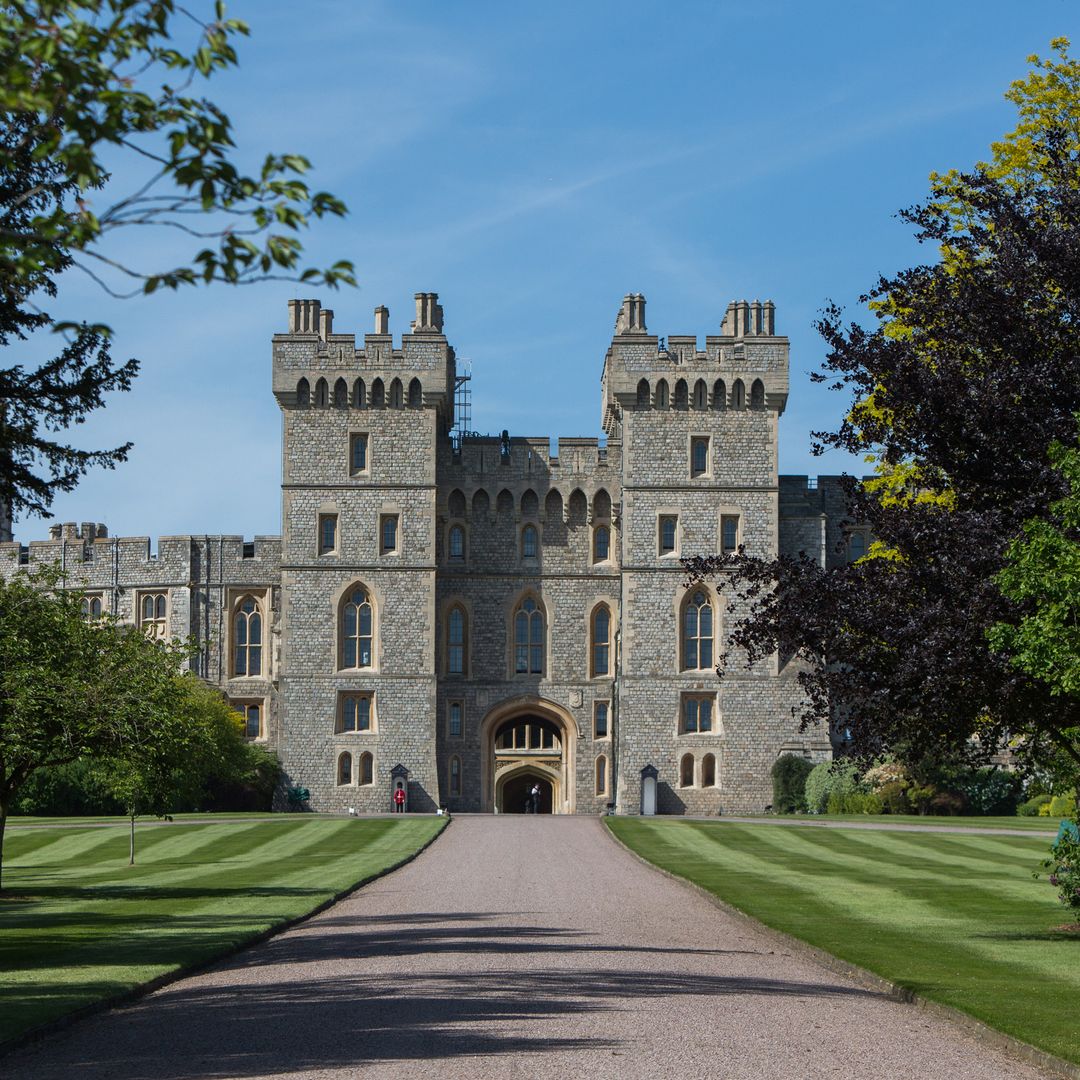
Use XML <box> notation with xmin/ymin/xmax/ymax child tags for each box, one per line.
<box><xmin>636</xmin><ymin>377</ymin><xmax>765</xmax><ymax>410</ymax></box>
<box><xmin>296</xmin><ymin>376</ymin><xmax>423</xmax><ymax>409</ymax></box>
<box><xmin>447</xmin><ymin>486</ymin><xmax>612</xmax><ymax>521</ymax></box>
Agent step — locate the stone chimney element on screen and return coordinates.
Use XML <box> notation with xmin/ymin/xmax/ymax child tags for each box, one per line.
<box><xmin>287</xmin><ymin>299</ymin><xmax>321</xmax><ymax>333</ymax></box>
<box><xmin>373</xmin><ymin>306</ymin><xmax>390</xmax><ymax>335</ymax></box>
<box><xmin>615</xmin><ymin>293</ymin><xmax>647</xmax><ymax>335</ymax></box>
<box><xmin>318</xmin><ymin>307</ymin><xmax>334</xmax><ymax>341</ymax></box>
<box><xmin>411</xmin><ymin>293</ymin><xmax>443</xmax><ymax>333</ymax></box>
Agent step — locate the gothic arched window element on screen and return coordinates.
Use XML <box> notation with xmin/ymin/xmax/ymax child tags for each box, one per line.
<box><xmin>522</xmin><ymin>524</ymin><xmax>538</xmax><ymax>559</ymax></box>
<box><xmin>359</xmin><ymin>751</ymin><xmax>374</xmax><ymax>786</ymax></box>
<box><xmin>447</xmin><ymin>605</ymin><xmax>467</xmax><ymax>675</ymax></box>
<box><xmin>591</xmin><ymin>604</ymin><xmax>611</xmax><ymax>677</ymax></box>
<box><xmin>682</xmin><ymin>589</ymin><xmax>713</xmax><ymax>671</ymax></box>
<box><xmin>593</xmin><ymin>524</ymin><xmax>610</xmax><ymax>562</ymax></box>
<box><xmin>513</xmin><ymin>596</ymin><xmax>545</xmax><ymax>675</ymax></box>
<box><xmin>341</xmin><ymin>585</ymin><xmax>373</xmax><ymax>669</ymax></box>
<box><xmin>448</xmin><ymin>523</ymin><xmax>465</xmax><ymax>560</ymax></box>
<box><xmin>233</xmin><ymin>595</ymin><xmax>262</xmax><ymax>676</ymax></box>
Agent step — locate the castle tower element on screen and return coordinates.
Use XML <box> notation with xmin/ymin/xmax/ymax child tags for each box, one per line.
<box><xmin>272</xmin><ymin>295</ymin><xmax>454</xmax><ymax>810</ymax></box>
<box><xmin>602</xmin><ymin>294</ymin><xmax>796</xmax><ymax>813</ymax></box>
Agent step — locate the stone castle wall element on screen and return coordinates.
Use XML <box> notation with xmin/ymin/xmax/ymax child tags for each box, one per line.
<box><xmin>1</xmin><ymin>291</ymin><xmax>850</xmax><ymax>815</ymax></box>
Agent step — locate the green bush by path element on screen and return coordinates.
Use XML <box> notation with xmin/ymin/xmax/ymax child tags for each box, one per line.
<box><xmin>771</xmin><ymin>754</ymin><xmax>814</xmax><ymax>812</ymax></box>
<box><xmin>608</xmin><ymin>817</ymin><xmax>1080</xmax><ymax>1066</ymax></box>
<box><xmin>0</xmin><ymin>815</ymin><xmax>445</xmax><ymax>1045</ymax></box>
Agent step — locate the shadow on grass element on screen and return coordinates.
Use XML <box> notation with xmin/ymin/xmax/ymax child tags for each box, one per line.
<box><xmin>3</xmin><ymin>912</ymin><xmax>883</xmax><ymax>1078</ymax></box>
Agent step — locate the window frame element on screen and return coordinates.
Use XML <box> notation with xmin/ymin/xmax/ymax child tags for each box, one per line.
<box><xmin>446</xmin><ymin>604</ymin><xmax>468</xmax><ymax>676</ymax></box>
<box><xmin>512</xmin><ymin>594</ymin><xmax>546</xmax><ymax>676</ymax></box>
<box><xmin>232</xmin><ymin>699</ymin><xmax>264</xmax><ymax>740</ymax></box>
<box><xmin>349</xmin><ymin>432</ymin><xmax>369</xmax><ymax>476</ymax></box>
<box><xmin>340</xmin><ymin>584</ymin><xmax>374</xmax><ymax>670</ymax></box>
<box><xmin>358</xmin><ymin>751</ymin><xmax>374</xmax><ymax>786</ymax></box>
<box><xmin>318</xmin><ymin>512</ymin><xmax>338</xmax><ymax>556</ymax></box>
<box><xmin>681</xmin><ymin>589</ymin><xmax>715</xmax><ymax>672</ymax></box>
<box><xmin>447</xmin><ymin>522</ymin><xmax>466</xmax><ymax>562</ymax></box>
<box><xmin>721</xmin><ymin>513</ymin><xmax>740</xmax><ymax>555</ymax></box>
<box><xmin>338</xmin><ymin>692</ymin><xmax>375</xmax><ymax>734</ymax></box>
<box><xmin>138</xmin><ymin>591</ymin><xmax>168</xmax><ymax>639</ymax></box>
<box><xmin>658</xmin><ymin>514</ymin><xmax>678</xmax><ymax>557</ymax></box>
<box><xmin>690</xmin><ymin>435</ymin><xmax>710</xmax><ymax>478</ymax></box>
<box><xmin>379</xmin><ymin>513</ymin><xmax>399</xmax><ymax>556</ymax></box>
<box><xmin>521</xmin><ymin>523</ymin><xmax>539</xmax><ymax>561</ymax></box>
<box><xmin>595</xmin><ymin>754</ymin><xmax>608</xmax><ymax>796</ymax></box>
<box><xmin>593</xmin><ymin>700</ymin><xmax>610</xmax><ymax>740</ymax></box>
<box><xmin>680</xmin><ymin>693</ymin><xmax>717</xmax><ymax>735</ymax></box>
<box><xmin>593</xmin><ymin>523</ymin><xmax>611</xmax><ymax>563</ymax></box>
<box><xmin>81</xmin><ymin>593</ymin><xmax>104</xmax><ymax>620</ymax></box>
<box><xmin>447</xmin><ymin>699</ymin><xmax>464</xmax><ymax>739</ymax></box>
<box><xmin>590</xmin><ymin>603</ymin><xmax>612</xmax><ymax>678</ymax></box>
<box><xmin>449</xmin><ymin>755</ymin><xmax>462</xmax><ymax>797</ymax></box>
<box><xmin>232</xmin><ymin>594</ymin><xmax>263</xmax><ymax>677</ymax></box>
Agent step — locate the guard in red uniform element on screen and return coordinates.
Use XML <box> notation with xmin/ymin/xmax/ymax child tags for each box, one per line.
<box><xmin>394</xmin><ymin>786</ymin><xmax>406</xmax><ymax>813</ymax></box>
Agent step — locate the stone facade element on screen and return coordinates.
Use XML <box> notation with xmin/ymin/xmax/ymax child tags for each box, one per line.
<box><xmin>1</xmin><ymin>292</ymin><xmax>853</xmax><ymax>814</ymax></box>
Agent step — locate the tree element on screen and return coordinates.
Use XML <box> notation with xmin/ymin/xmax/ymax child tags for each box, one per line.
<box><xmin>0</xmin><ymin>566</ymin><xmax>191</xmax><ymax>888</ymax></box>
<box><xmin>0</xmin><ymin>110</ymin><xmax>139</xmax><ymax>518</ymax></box>
<box><xmin>686</xmin><ymin>42</ymin><xmax>1080</xmax><ymax>779</ymax></box>
<box><xmin>0</xmin><ymin>1</ymin><xmax>355</xmax><ymax>520</ymax></box>
<box><xmin>96</xmin><ymin>675</ymin><xmax>254</xmax><ymax>864</ymax></box>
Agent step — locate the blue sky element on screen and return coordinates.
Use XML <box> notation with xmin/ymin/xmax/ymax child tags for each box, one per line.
<box><xmin>14</xmin><ymin>0</ymin><xmax>1079</xmax><ymax>542</ymax></box>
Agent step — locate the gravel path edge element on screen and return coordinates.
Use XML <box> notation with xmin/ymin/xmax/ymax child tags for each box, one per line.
<box><xmin>0</xmin><ymin>814</ymin><xmax>450</xmax><ymax>1061</ymax></box>
<box><xmin>602</xmin><ymin>818</ymin><xmax>1080</xmax><ymax>1080</ymax></box>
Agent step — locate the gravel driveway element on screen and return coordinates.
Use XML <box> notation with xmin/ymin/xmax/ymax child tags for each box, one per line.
<box><xmin>5</xmin><ymin>816</ymin><xmax>1059</xmax><ymax>1079</ymax></box>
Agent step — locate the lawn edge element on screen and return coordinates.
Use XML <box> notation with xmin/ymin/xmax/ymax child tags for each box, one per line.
<box><xmin>603</xmin><ymin>817</ymin><xmax>1080</xmax><ymax>1080</ymax></box>
<box><xmin>0</xmin><ymin>814</ymin><xmax>449</xmax><ymax>1060</ymax></box>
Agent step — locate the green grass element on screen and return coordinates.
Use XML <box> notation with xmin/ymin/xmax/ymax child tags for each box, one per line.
<box><xmin>0</xmin><ymin>815</ymin><xmax>445</xmax><ymax>1045</ymax></box>
<box><xmin>761</xmin><ymin>813</ymin><xmax>1057</xmax><ymax>832</ymax></box>
<box><xmin>608</xmin><ymin>817</ymin><xmax>1080</xmax><ymax>1065</ymax></box>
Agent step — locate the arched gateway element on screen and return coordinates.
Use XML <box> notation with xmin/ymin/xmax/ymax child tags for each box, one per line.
<box><xmin>480</xmin><ymin>697</ymin><xmax>578</xmax><ymax>814</ymax></box>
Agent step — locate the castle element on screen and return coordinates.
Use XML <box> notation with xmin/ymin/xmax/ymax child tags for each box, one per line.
<box><xmin>1</xmin><ymin>292</ymin><xmax>857</xmax><ymax>814</ymax></box>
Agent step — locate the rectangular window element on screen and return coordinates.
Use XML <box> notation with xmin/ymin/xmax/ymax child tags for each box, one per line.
<box><xmin>594</xmin><ymin>701</ymin><xmax>609</xmax><ymax>740</ymax></box>
<box><xmin>318</xmin><ymin>513</ymin><xmax>338</xmax><ymax>555</ymax></box>
<box><xmin>448</xmin><ymin>700</ymin><xmax>463</xmax><ymax>738</ymax></box>
<box><xmin>659</xmin><ymin>515</ymin><xmax>678</xmax><ymax>555</ymax></box>
<box><xmin>349</xmin><ymin>433</ymin><xmax>368</xmax><ymax>474</ymax></box>
<box><xmin>380</xmin><ymin>514</ymin><xmax>398</xmax><ymax>555</ymax></box>
<box><xmin>339</xmin><ymin>694</ymin><xmax>373</xmax><ymax>733</ymax></box>
<box><xmin>721</xmin><ymin>514</ymin><xmax>739</xmax><ymax>555</ymax></box>
<box><xmin>691</xmin><ymin>436</ymin><xmax>710</xmax><ymax>477</ymax></box>
<box><xmin>681</xmin><ymin>695</ymin><xmax>714</xmax><ymax>734</ymax></box>
<box><xmin>233</xmin><ymin>701</ymin><xmax>262</xmax><ymax>739</ymax></box>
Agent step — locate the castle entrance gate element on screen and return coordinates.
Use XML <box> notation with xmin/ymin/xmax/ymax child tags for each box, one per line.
<box><xmin>481</xmin><ymin>699</ymin><xmax>577</xmax><ymax>814</ymax></box>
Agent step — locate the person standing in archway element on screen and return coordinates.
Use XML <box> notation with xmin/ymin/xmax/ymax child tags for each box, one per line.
<box><xmin>529</xmin><ymin>782</ymin><xmax>540</xmax><ymax>814</ymax></box>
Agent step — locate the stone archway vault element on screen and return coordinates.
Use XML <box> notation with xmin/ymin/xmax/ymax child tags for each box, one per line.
<box><xmin>479</xmin><ymin>696</ymin><xmax>579</xmax><ymax>814</ymax></box>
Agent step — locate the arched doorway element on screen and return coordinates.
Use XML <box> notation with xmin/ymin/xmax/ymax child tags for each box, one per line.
<box><xmin>480</xmin><ymin>697</ymin><xmax>578</xmax><ymax>814</ymax></box>
<box><xmin>498</xmin><ymin>768</ymin><xmax>555</xmax><ymax>814</ymax></box>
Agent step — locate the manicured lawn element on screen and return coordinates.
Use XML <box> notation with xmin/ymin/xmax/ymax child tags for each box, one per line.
<box><xmin>738</xmin><ymin>812</ymin><xmax>1049</xmax><ymax>833</ymax></box>
<box><xmin>608</xmin><ymin>818</ymin><xmax>1080</xmax><ymax>1065</ymax></box>
<box><xmin>0</xmin><ymin>815</ymin><xmax>445</xmax><ymax>1046</ymax></box>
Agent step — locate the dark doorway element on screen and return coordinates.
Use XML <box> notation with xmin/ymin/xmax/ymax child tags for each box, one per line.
<box><xmin>501</xmin><ymin>773</ymin><xmax>553</xmax><ymax>814</ymax></box>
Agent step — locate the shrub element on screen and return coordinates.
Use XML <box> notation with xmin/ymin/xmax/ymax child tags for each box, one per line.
<box><xmin>863</xmin><ymin>760</ymin><xmax>907</xmax><ymax>793</ymax></box>
<box><xmin>12</xmin><ymin>759</ymin><xmax>124</xmax><ymax>816</ymax></box>
<box><xmin>877</xmin><ymin>780</ymin><xmax>911</xmax><ymax>814</ymax></box>
<box><xmin>1019</xmin><ymin>793</ymin><xmax>1053</xmax><ymax>817</ymax></box>
<box><xmin>929</xmin><ymin>790</ymin><xmax>967</xmax><ymax>816</ymax></box>
<box><xmin>1049</xmin><ymin>794</ymin><xmax>1078</xmax><ymax>818</ymax></box>
<box><xmin>953</xmin><ymin>768</ymin><xmax>1022</xmax><ymax>816</ymax></box>
<box><xmin>907</xmin><ymin>784</ymin><xmax>938</xmax><ymax>815</ymax></box>
<box><xmin>804</xmin><ymin>762</ymin><xmax>832</xmax><ymax>814</ymax></box>
<box><xmin>1038</xmin><ymin>824</ymin><xmax>1080</xmax><ymax>914</ymax></box>
<box><xmin>771</xmin><ymin>754</ymin><xmax>815</xmax><ymax>813</ymax></box>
